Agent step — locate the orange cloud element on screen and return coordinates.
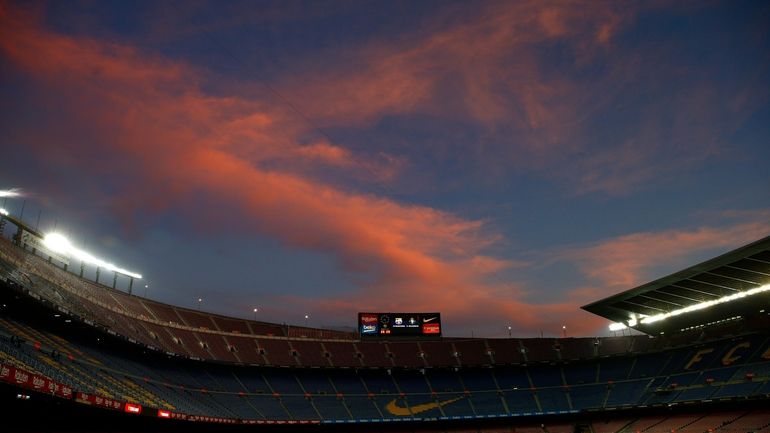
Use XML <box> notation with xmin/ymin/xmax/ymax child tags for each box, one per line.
<box><xmin>566</xmin><ymin>221</ymin><xmax>770</xmax><ymax>299</ymax></box>
<box><xmin>2</xmin><ymin>2</ymin><xmax>586</xmax><ymax>334</ymax></box>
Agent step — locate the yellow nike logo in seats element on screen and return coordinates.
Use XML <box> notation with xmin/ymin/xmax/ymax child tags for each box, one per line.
<box><xmin>385</xmin><ymin>396</ymin><xmax>464</xmax><ymax>416</ymax></box>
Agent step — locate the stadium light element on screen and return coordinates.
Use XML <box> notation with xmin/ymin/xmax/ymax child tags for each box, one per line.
<box><xmin>608</xmin><ymin>285</ymin><xmax>770</xmax><ymax>330</ymax></box>
<box><xmin>42</xmin><ymin>233</ymin><xmax>142</xmax><ymax>279</ymax></box>
<box><xmin>639</xmin><ymin>284</ymin><xmax>770</xmax><ymax>324</ymax></box>
<box><xmin>0</xmin><ymin>188</ymin><xmax>21</xmax><ymax>198</ymax></box>
<box><xmin>0</xmin><ymin>208</ymin><xmax>8</xmax><ymax>216</ymax></box>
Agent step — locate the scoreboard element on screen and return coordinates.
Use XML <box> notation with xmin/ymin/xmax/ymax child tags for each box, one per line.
<box><xmin>358</xmin><ymin>312</ymin><xmax>441</xmax><ymax>337</ymax></box>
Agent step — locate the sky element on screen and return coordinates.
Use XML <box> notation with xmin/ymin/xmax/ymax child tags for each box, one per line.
<box><xmin>0</xmin><ymin>0</ymin><xmax>768</xmax><ymax>337</ymax></box>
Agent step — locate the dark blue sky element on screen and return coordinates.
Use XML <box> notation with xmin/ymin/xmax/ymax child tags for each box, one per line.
<box><xmin>1</xmin><ymin>0</ymin><xmax>768</xmax><ymax>336</ymax></box>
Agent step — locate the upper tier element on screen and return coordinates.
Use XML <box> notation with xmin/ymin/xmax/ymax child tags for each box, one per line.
<box><xmin>0</xmin><ymin>238</ymin><xmax>749</xmax><ymax>367</ymax></box>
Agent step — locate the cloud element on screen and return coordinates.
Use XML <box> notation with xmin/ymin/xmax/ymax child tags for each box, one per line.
<box><xmin>566</xmin><ymin>220</ymin><xmax>770</xmax><ymax>298</ymax></box>
<box><xmin>276</xmin><ymin>1</ymin><xmax>767</xmax><ymax>196</ymax></box>
<box><xmin>284</xmin><ymin>1</ymin><xmax>631</xmax><ymax>126</ymax></box>
<box><xmin>1</xmin><ymin>1</ymin><xmax>580</xmax><ymax>334</ymax></box>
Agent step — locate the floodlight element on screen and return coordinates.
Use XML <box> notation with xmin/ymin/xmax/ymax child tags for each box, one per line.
<box><xmin>0</xmin><ymin>188</ymin><xmax>21</xmax><ymax>198</ymax></box>
<box><xmin>639</xmin><ymin>284</ymin><xmax>770</xmax><ymax>324</ymax></box>
<box><xmin>43</xmin><ymin>233</ymin><xmax>72</xmax><ymax>252</ymax></box>
<box><xmin>0</xmin><ymin>208</ymin><xmax>8</xmax><ymax>216</ymax></box>
<box><xmin>608</xmin><ymin>322</ymin><xmax>627</xmax><ymax>331</ymax></box>
<box><xmin>43</xmin><ymin>233</ymin><xmax>142</xmax><ymax>279</ymax></box>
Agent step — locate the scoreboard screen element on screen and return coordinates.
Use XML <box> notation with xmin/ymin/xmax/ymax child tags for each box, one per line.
<box><xmin>358</xmin><ymin>312</ymin><xmax>441</xmax><ymax>337</ymax></box>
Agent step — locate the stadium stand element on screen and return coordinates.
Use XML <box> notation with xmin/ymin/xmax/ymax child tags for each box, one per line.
<box><xmin>452</xmin><ymin>339</ymin><xmax>492</xmax><ymax>366</ymax></box>
<box><xmin>2</xmin><ymin>227</ymin><xmax>770</xmax><ymax>431</ymax></box>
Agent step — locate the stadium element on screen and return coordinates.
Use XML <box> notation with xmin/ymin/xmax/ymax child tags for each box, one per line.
<box><xmin>1</xmin><ymin>208</ymin><xmax>769</xmax><ymax>432</ymax></box>
<box><xmin>2</xmin><ymin>1</ymin><xmax>770</xmax><ymax>431</ymax></box>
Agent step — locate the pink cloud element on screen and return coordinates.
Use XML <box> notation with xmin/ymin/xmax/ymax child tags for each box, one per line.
<box><xmin>566</xmin><ymin>221</ymin><xmax>770</xmax><ymax>299</ymax></box>
<box><xmin>2</xmin><ymin>2</ymin><xmax>584</xmax><ymax>334</ymax></box>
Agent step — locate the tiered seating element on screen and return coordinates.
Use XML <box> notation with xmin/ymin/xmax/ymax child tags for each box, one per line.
<box><xmin>501</xmin><ymin>388</ymin><xmax>538</xmax><ymax>414</ymax></box>
<box><xmin>558</xmin><ymin>337</ymin><xmax>595</xmax><ymax>359</ymax></box>
<box><xmin>313</xmin><ymin>396</ymin><xmax>351</xmax><ymax>420</ymax></box>
<box><xmin>322</xmin><ymin>341</ymin><xmax>360</xmax><ymax>367</ymax></box>
<box><xmin>248</xmin><ymin>321</ymin><xmax>285</xmax><ymax>337</ymax></box>
<box><xmin>292</xmin><ymin>340</ymin><xmax>330</xmax><ymax>367</ymax></box>
<box><xmin>598</xmin><ymin>357</ymin><xmax>631</xmax><ymax>382</ymax></box>
<box><xmin>546</xmin><ymin>424</ymin><xmax>574</xmax><ymax>433</ymax></box>
<box><xmin>648</xmin><ymin>414</ymin><xmax>702</xmax><ymax>432</ymax></box>
<box><xmin>223</xmin><ymin>335</ymin><xmax>263</xmax><ymax>364</ymax></box>
<box><xmin>711</xmin><ymin>379</ymin><xmax>760</xmax><ymax>398</ymax></box>
<box><xmin>355</xmin><ymin>341</ymin><xmax>393</xmax><ymax>367</ymax></box>
<box><xmin>392</xmin><ymin>370</ymin><xmax>460</xmax><ymax>417</ymax></box>
<box><xmin>563</xmin><ymin>362</ymin><xmax>597</xmax><ymax>385</ymax></box>
<box><xmin>426</xmin><ymin>369</ymin><xmax>463</xmax><ymax>393</ymax></box>
<box><xmin>142</xmin><ymin>302</ymin><xmax>182</xmax><ymax>324</ymax></box>
<box><xmin>598</xmin><ymin>336</ymin><xmax>633</xmax><ymax>356</ymax></box>
<box><xmin>6</xmin><ymin>240</ymin><xmax>751</xmax><ymax>373</ymax></box>
<box><xmin>327</xmin><ymin>370</ymin><xmax>382</xmax><ymax>420</ymax></box>
<box><xmin>622</xmin><ymin>415</ymin><xmax>670</xmax><ymax>433</ymax></box>
<box><xmin>534</xmin><ymin>387</ymin><xmax>569</xmax><ymax>412</ymax></box>
<box><xmin>4</xmin><ymin>240</ymin><xmax>770</xmax><ymax>425</ymax></box>
<box><xmin>265</xmin><ymin>370</ymin><xmax>320</xmax><ymax>420</ymax></box>
<box><xmin>604</xmin><ymin>379</ymin><xmax>648</xmax><ymax>406</ymax></box>
<box><xmin>628</xmin><ymin>352</ymin><xmax>668</xmax><ymax>378</ymax></box>
<box><xmin>2</xmin><ymin>310</ymin><xmax>770</xmax><ymax>423</ymax></box>
<box><xmin>360</xmin><ymin>369</ymin><xmax>399</xmax><ymax>395</ymax></box>
<box><xmin>453</xmin><ymin>339</ymin><xmax>492</xmax><ymax>366</ymax></box>
<box><xmin>591</xmin><ymin>418</ymin><xmax>635</xmax><ymax>433</ymax></box>
<box><xmin>139</xmin><ymin>321</ymin><xmax>181</xmax><ymax>352</ymax></box>
<box><xmin>494</xmin><ymin>366</ymin><xmax>531</xmax><ymax>390</ymax></box>
<box><xmin>388</xmin><ymin>341</ymin><xmax>426</xmax><ymax>368</ymax></box>
<box><xmin>197</xmin><ymin>332</ymin><xmax>239</xmax><ymax>363</ymax></box>
<box><xmin>258</xmin><ymin>338</ymin><xmax>297</xmax><ymax>366</ymax></box>
<box><xmin>680</xmin><ymin>412</ymin><xmax>744</xmax><ymax>432</ymax></box>
<box><xmin>486</xmin><ymin>339</ymin><xmax>525</xmax><ymax>364</ymax></box>
<box><xmin>568</xmin><ymin>383</ymin><xmax>607</xmax><ymax>410</ymax></box>
<box><xmin>297</xmin><ymin>370</ymin><xmax>335</xmax><ymax>395</ymax></box>
<box><xmin>723</xmin><ymin>410</ymin><xmax>770</xmax><ymax>432</ymax></box>
<box><xmin>166</xmin><ymin>328</ymin><xmax>214</xmax><ymax>360</ymax></box>
<box><xmin>420</xmin><ymin>340</ymin><xmax>459</xmax><ymax>367</ymax></box>
<box><xmin>176</xmin><ymin>309</ymin><xmax>217</xmax><ymax>329</ymax></box>
<box><xmin>0</xmin><ymin>237</ymin><xmax>26</xmax><ymax>265</ymax></box>
<box><xmin>212</xmin><ymin>316</ymin><xmax>250</xmax><ymax>334</ymax></box>
<box><xmin>459</xmin><ymin>369</ymin><xmax>506</xmax><ymax>415</ymax></box>
<box><xmin>631</xmin><ymin>334</ymin><xmax>657</xmax><ymax>352</ymax></box>
<box><xmin>109</xmin><ymin>294</ymin><xmax>152</xmax><ymax>319</ymax></box>
<box><xmin>529</xmin><ymin>365</ymin><xmax>563</xmax><ymax>388</ymax></box>
<box><xmin>522</xmin><ymin>338</ymin><xmax>557</xmax><ymax>362</ymax></box>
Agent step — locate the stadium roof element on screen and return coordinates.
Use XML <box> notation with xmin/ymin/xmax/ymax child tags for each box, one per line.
<box><xmin>582</xmin><ymin>235</ymin><xmax>770</xmax><ymax>335</ymax></box>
